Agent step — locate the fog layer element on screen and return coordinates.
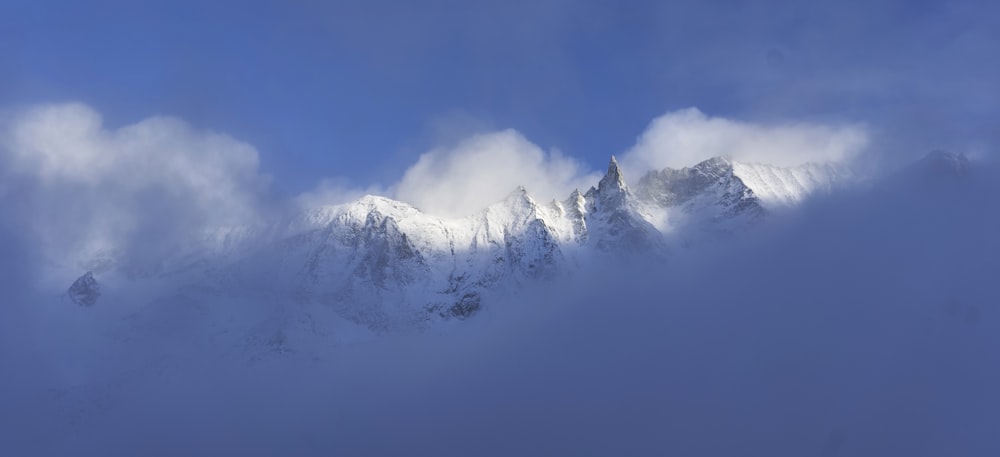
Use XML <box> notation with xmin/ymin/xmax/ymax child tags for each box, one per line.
<box><xmin>2</xmin><ymin>152</ymin><xmax>997</xmax><ymax>456</ymax></box>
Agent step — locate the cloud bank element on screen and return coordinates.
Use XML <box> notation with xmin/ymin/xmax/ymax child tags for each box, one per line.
<box><xmin>384</xmin><ymin>109</ymin><xmax>869</xmax><ymax>217</ymax></box>
<box><xmin>620</xmin><ymin>107</ymin><xmax>869</xmax><ymax>174</ymax></box>
<box><xmin>392</xmin><ymin>129</ymin><xmax>599</xmax><ymax>217</ymax></box>
<box><xmin>0</xmin><ymin>103</ymin><xmax>269</xmax><ymax>272</ymax></box>
<box><xmin>0</xmin><ymin>103</ymin><xmax>875</xmax><ymax>271</ymax></box>
<box><xmin>293</xmin><ymin>177</ymin><xmax>387</xmax><ymax>210</ymax></box>
<box><xmin>5</xmin><ymin>151</ymin><xmax>998</xmax><ymax>456</ymax></box>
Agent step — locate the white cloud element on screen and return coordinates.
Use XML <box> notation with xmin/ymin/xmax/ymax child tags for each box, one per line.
<box><xmin>0</xmin><ymin>103</ymin><xmax>269</xmax><ymax>267</ymax></box>
<box><xmin>306</xmin><ymin>109</ymin><xmax>867</xmax><ymax>218</ymax></box>
<box><xmin>620</xmin><ymin>107</ymin><xmax>869</xmax><ymax>174</ymax></box>
<box><xmin>392</xmin><ymin>129</ymin><xmax>599</xmax><ymax>217</ymax></box>
<box><xmin>294</xmin><ymin>177</ymin><xmax>386</xmax><ymax>209</ymax></box>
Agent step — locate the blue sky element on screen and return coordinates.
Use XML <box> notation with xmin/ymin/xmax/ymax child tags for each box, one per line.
<box><xmin>1</xmin><ymin>0</ymin><xmax>996</xmax><ymax>196</ymax></box>
<box><xmin>4</xmin><ymin>4</ymin><xmax>1000</xmax><ymax>454</ymax></box>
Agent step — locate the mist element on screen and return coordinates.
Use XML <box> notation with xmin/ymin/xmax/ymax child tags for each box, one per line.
<box><xmin>3</xmin><ymin>148</ymin><xmax>998</xmax><ymax>456</ymax></box>
<box><xmin>3</xmin><ymin>0</ymin><xmax>999</xmax><ymax>454</ymax></box>
<box><xmin>0</xmin><ymin>103</ymin><xmax>271</xmax><ymax>280</ymax></box>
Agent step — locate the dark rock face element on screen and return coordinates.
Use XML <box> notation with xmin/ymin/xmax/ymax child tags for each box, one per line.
<box><xmin>636</xmin><ymin>157</ymin><xmax>765</xmax><ymax>223</ymax></box>
<box><xmin>68</xmin><ymin>271</ymin><xmax>101</xmax><ymax>306</ymax></box>
<box><xmin>637</xmin><ymin>158</ymin><xmax>760</xmax><ymax>212</ymax></box>
<box><xmin>351</xmin><ymin>210</ymin><xmax>427</xmax><ymax>289</ymax></box>
<box><xmin>448</xmin><ymin>292</ymin><xmax>481</xmax><ymax>319</ymax></box>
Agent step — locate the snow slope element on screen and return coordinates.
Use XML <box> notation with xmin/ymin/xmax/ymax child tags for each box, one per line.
<box><xmin>64</xmin><ymin>155</ymin><xmax>852</xmax><ymax>332</ymax></box>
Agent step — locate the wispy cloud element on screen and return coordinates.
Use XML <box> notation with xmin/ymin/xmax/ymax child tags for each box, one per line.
<box><xmin>620</xmin><ymin>107</ymin><xmax>869</xmax><ymax>174</ymax></box>
<box><xmin>293</xmin><ymin>177</ymin><xmax>386</xmax><ymax>209</ymax></box>
<box><xmin>7</xmin><ymin>148</ymin><xmax>998</xmax><ymax>456</ymax></box>
<box><xmin>292</xmin><ymin>107</ymin><xmax>874</xmax><ymax>216</ymax></box>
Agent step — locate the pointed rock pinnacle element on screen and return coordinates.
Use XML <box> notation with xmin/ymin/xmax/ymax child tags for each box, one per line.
<box><xmin>599</xmin><ymin>155</ymin><xmax>627</xmax><ymax>193</ymax></box>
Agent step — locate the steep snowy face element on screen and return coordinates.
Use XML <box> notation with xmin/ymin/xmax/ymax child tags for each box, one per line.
<box><xmin>220</xmin><ymin>196</ymin><xmax>453</xmax><ymax>331</ymax></box>
<box><xmin>216</xmin><ymin>189</ymin><xmax>580</xmax><ymax>330</ymax></box>
<box><xmin>479</xmin><ymin>188</ymin><xmax>566</xmax><ymax>280</ymax></box>
<box><xmin>444</xmin><ymin>188</ymin><xmax>568</xmax><ymax>297</ymax></box>
<box><xmin>62</xmin><ymin>154</ymin><xmax>857</xmax><ymax>333</ymax></box>
<box><xmin>583</xmin><ymin>157</ymin><xmax>666</xmax><ymax>254</ymax></box>
<box><xmin>635</xmin><ymin>157</ymin><xmax>764</xmax><ymax>234</ymax></box>
<box><xmin>633</xmin><ymin>156</ymin><xmax>852</xmax><ymax>236</ymax></box>
<box><xmin>730</xmin><ymin>160</ymin><xmax>851</xmax><ymax>208</ymax></box>
<box><xmin>555</xmin><ymin>189</ymin><xmax>589</xmax><ymax>243</ymax></box>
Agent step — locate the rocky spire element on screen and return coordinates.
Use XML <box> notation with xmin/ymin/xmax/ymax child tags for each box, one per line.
<box><xmin>567</xmin><ymin>189</ymin><xmax>586</xmax><ymax>212</ymax></box>
<box><xmin>563</xmin><ymin>189</ymin><xmax>589</xmax><ymax>242</ymax></box>
<box><xmin>598</xmin><ymin>155</ymin><xmax>628</xmax><ymax>194</ymax></box>
<box><xmin>585</xmin><ymin>155</ymin><xmax>630</xmax><ymax>212</ymax></box>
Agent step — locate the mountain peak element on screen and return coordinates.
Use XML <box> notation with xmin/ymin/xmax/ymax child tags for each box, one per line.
<box><xmin>920</xmin><ymin>150</ymin><xmax>969</xmax><ymax>176</ymax></box>
<box><xmin>495</xmin><ymin>185</ymin><xmax>537</xmax><ymax>216</ymax></box>
<box><xmin>503</xmin><ymin>185</ymin><xmax>532</xmax><ymax>203</ymax></box>
<box><xmin>599</xmin><ymin>155</ymin><xmax>628</xmax><ymax>194</ymax></box>
<box><xmin>584</xmin><ymin>155</ymin><xmax>632</xmax><ymax>214</ymax></box>
<box><xmin>697</xmin><ymin>156</ymin><xmax>733</xmax><ymax>170</ymax></box>
<box><xmin>564</xmin><ymin>188</ymin><xmax>587</xmax><ymax>214</ymax></box>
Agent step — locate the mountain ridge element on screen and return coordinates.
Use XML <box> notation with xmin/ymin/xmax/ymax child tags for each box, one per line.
<box><xmin>67</xmin><ymin>155</ymin><xmax>855</xmax><ymax>331</ymax></box>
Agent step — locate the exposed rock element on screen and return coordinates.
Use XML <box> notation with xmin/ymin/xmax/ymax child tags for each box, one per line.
<box><xmin>74</xmin><ymin>155</ymin><xmax>853</xmax><ymax>330</ymax></box>
<box><xmin>68</xmin><ymin>271</ymin><xmax>101</xmax><ymax>306</ymax></box>
<box><xmin>448</xmin><ymin>292</ymin><xmax>481</xmax><ymax>319</ymax></box>
<box><xmin>635</xmin><ymin>156</ymin><xmax>764</xmax><ymax>226</ymax></box>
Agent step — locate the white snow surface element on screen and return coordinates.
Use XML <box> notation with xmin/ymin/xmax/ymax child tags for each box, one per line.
<box><xmin>731</xmin><ymin>160</ymin><xmax>851</xmax><ymax>208</ymax></box>
<box><xmin>61</xmin><ymin>156</ymin><xmax>850</xmax><ymax>332</ymax></box>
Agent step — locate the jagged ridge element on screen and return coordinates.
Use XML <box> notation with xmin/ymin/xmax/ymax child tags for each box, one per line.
<box><xmin>70</xmin><ymin>155</ymin><xmax>851</xmax><ymax>331</ymax></box>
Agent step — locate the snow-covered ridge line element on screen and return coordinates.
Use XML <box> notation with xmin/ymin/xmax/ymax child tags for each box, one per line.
<box><xmin>730</xmin><ymin>160</ymin><xmax>852</xmax><ymax>207</ymax></box>
<box><xmin>70</xmin><ymin>155</ymin><xmax>852</xmax><ymax>331</ymax></box>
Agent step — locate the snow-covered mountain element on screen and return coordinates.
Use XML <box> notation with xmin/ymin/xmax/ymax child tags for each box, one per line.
<box><xmin>66</xmin><ymin>155</ymin><xmax>852</xmax><ymax>332</ymax></box>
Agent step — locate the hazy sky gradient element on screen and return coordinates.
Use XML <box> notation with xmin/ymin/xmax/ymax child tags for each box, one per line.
<box><xmin>2</xmin><ymin>0</ymin><xmax>996</xmax><ymax>196</ymax></box>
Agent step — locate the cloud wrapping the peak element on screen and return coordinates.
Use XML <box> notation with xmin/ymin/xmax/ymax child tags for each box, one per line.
<box><xmin>294</xmin><ymin>177</ymin><xmax>386</xmax><ymax>210</ymax></box>
<box><xmin>621</xmin><ymin>108</ymin><xmax>869</xmax><ymax>174</ymax></box>
<box><xmin>0</xmin><ymin>103</ymin><xmax>269</xmax><ymax>270</ymax></box>
<box><xmin>0</xmin><ymin>102</ymin><xmax>875</xmax><ymax>275</ymax></box>
<box><xmin>392</xmin><ymin>129</ymin><xmax>599</xmax><ymax>217</ymax></box>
